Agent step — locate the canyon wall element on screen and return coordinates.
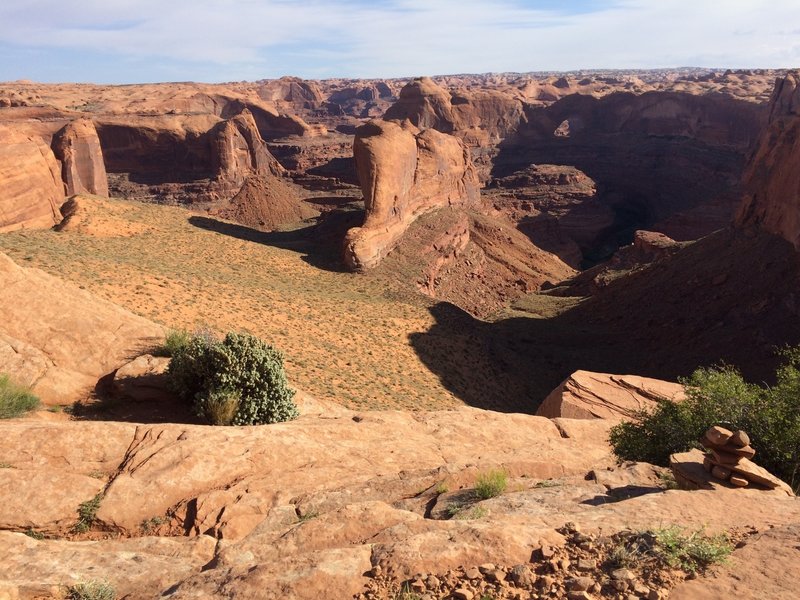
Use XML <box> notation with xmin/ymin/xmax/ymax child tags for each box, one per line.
<box><xmin>736</xmin><ymin>72</ymin><xmax>800</xmax><ymax>247</ymax></box>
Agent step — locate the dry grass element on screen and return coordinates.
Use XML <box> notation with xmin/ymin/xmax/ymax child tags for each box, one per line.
<box><xmin>0</xmin><ymin>198</ymin><xmax>466</xmax><ymax>410</ymax></box>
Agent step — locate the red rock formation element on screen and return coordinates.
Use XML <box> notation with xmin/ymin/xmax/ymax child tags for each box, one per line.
<box><xmin>51</xmin><ymin>118</ymin><xmax>108</xmax><ymax>197</ymax></box>
<box><xmin>0</xmin><ymin>125</ymin><xmax>64</xmax><ymax>232</ymax></box>
<box><xmin>343</xmin><ymin>120</ymin><xmax>479</xmax><ymax>271</ymax></box>
<box><xmin>537</xmin><ymin>370</ymin><xmax>685</xmax><ymax>421</ymax></box>
<box><xmin>736</xmin><ymin>72</ymin><xmax>800</xmax><ymax>247</ymax></box>
<box><xmin>211</xmin><ymin>109</ymin><xmax>285</xmax><ymax>188</ymax></box>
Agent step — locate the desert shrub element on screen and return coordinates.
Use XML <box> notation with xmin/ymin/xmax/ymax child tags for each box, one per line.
<box><xmin>66</xmin><ymin>580</ymin><xmax>116</xmax><ymax>600</ymax></box>
<box><xmin>155</xmin><ymin>328</ymin><xmax>192</xmax><ymax>357</ymax></box>
<box><xmin>474</xmin><ymin>468</ymin><xmax>508</xmax><ymax>499</ymax></box>
<box><xmin>74</xmin><ymin>493</ymin><xmax>103</xmax><ymax>533</ymax></box>
<box><xmin>167</xmin><ymin>331</ymin><xmax>298</xmax><ymax>426</ymax></box>
<box><xmin>653</xmin><ymin>527</ymin><xmax>733</xmax><ymax>572</ymax></box>
<box><xmin>0</xmin><ymin>373</ymin><xmax>40</xmax><ymax>418</ymax></box>
<box><xmin>609</xmin><ymin>349</ymin><xmax>800</xmax><ymax>490</ymax></box>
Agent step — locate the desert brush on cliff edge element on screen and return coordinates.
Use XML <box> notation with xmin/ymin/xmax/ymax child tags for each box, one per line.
<box><xmin>167</xmin><ymin>331</ymin><xmax>298</xmax><ymax>426</ymax></box>
<box><xmin>609</xmin><ymin>347</ymin><xmax>800</xmax><ymax>491</ymax></box>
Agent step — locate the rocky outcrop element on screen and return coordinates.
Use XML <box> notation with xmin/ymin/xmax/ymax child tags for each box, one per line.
<box><xmin>1</xmin><ymin>407</ymin><xmax>799</xmax><ymax>599</ymax></box>
<box><xmin>0</xmin><ymin>125</ymin><xmax>64</xmax><ymax>232</ymax></box>
<box><xmin>0</xmin><ymin>252</ymin><xmax>164</xmax><ymax>404</ymax></box>
<box><xmin>51</xmin><ymin>118</ymin><xmax>109</xmax><ymax>197</ymax></box>
<box><xmin>211</xmin><ymin>109</ymin><xmax>285</xmax><ymax>188</ymax></box>
<box><xmin>537</xmin><ymin>371</ymin><xmax>686</xmax><ymax>421</ymax></box>
<box><xmin>344</xmin><ymin>120</ymin><xmax>479</xmax><ymax>271</ymax></box>
<box><xmin>384</xmin><ymin>77</ymin><xmax>525</xmax><ymax>179</ymax></box>
<box><xmin>736</xmin><ymin>72</ymin><xmax>800</xmax><ymax>247</ymax></box>
<box><xmin>384</xmin><ymin>77</ymin><xmax>524</xmax><ymax>142</ymax></box>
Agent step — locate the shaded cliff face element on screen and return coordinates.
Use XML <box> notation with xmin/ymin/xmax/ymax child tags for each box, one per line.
<box><xmin>736</xmin><ymin>72</ymin><xmax>800</xmax><ymax>247</ymax></box>
<box><xmin>0</xmin><ymin>125</ymin><xmax>64</xmax><ymax>232</ymax></box>
<box><xmin>51</xmin><ymin>118</ymin><xmax>108</xmax><ymax>197</ymax></box>
<box><xmin>493</xmin><ymin>91</ymin><xmax>765</xmax><ymax>263</ymax></box>
<box><xmin>343</xmin><ymin>120</ymin><xmax>480</xmax><ymax>272</ymax></box>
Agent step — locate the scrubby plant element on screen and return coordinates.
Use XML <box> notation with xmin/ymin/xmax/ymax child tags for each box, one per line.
<box><xmin>167</xmin><ymin>331</ymin><xmax>298</xmax><ymax>426</ymax></box>
<box><xmin>66</xmin><ymin>580</ymin><xmax>116</xmax><ymax>600</ymax></box>
<box><xmin>155</xmin><ymin>328</ymin><xmax>192</xmax><ymax>357</ymax></box>
<box><xmin>474</xmin><ymin>468</ymin><xmax>508</xmax><ymax>499</ymax></box>
<box><xmin>0</xmin><ymin>373</ymin><xmax>40</xmax><ymax>418</ymax></box>
<box><xmin>609</xmin><ymin>349</ymin><xmax>800</xmax><ymax>491</ymax></box>
<box><xmin>653</xmin><ymin>527</ymin><xmax>733</xmax><ymax>572</ymax></box>
<box><xmin>74</xmin><ymin>493</ymin><xmax>103</xmax><ymax>533</ymax></box>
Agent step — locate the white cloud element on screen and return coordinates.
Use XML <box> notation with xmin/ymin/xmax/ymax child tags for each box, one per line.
<box><xmin>0</xmin><ymin>0</ymin><xmax>798</xmax><ymax>81</ymax></box>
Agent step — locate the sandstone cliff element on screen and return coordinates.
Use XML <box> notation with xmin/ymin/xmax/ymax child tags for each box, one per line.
<box><xmin>343</xmin><ymin>120</ymin><xmax>479</xmax><ymax>271</ymax></box>
<box><xmin>0</xmin><ymin>125</ymin><xmax>64</xmax><ymax>232</ymax></box>
<box><xmin>51</xmin><ymin>118</ymin><xmax>109</xmax><ymax>197</ymax></box>
<box><xmin>736</xmin><ymin>71</ymin><xmax>800</xmax><ymax>247</ymax></box>
<box><xmin>211</xmin><ymin>108</ymin><xmax>285</xmax><ymax>188</ymax></box>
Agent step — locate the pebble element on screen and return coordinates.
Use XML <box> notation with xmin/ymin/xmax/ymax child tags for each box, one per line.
<box><xmin>452</xmin><ymin>587</ymin><xmax>474</xmax><ymax>600</ymax></box>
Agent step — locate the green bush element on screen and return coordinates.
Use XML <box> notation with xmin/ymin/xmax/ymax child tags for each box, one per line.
<box><xmin>474</xmin><ymin>468</ymin><xmax>508</xmax><ymax>499</ymax></box>
<box><xmin>167</xmin><ymin>331</ymin><xmax>298</xmax><ymax>426</ymax></box>
<box><xmin>155</xmin><ymin>328</ymin><xmax>192</xmax><ymax>357</ymax></box>
<box><xmin>0</xmin><ymin>374</ymin><xmax>40</xmax><ymax>419</ymax></box>
<box><xmin>609</xmin><ymin>349</ymin><xmax>800</xmax><ymax>491</ymax></box>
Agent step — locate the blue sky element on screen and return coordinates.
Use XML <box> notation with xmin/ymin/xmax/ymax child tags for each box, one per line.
<box><xmin>0</xmin><ymin>0</ymin><xmax>798</xmax><ymax>83</ymax></box>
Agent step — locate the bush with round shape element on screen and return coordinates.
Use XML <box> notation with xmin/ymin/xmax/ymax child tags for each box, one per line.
<box><xmin>167</xmin><ymin>331</ymin><xmax>298</xmax><ymax>426</ymax></box>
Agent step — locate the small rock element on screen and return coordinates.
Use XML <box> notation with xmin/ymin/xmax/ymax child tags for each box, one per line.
<box><xmin>539</xmin><ymin>542</ymin><xmax>556</xmax><ymax>559</ymax></box>
<box><xmin>566</xmin><ymin>576</ymin><xmax>595</xmax><ymax>592</ymax></box>
<box><xmin>538</xmin><ymin>575</ymin><xmax>555</xmax><ymax>591</ymax></box>
<box><xmin>611</xmin><ymin>569</ymin><xmax>635</xmax><ymax>581</ymax></box>
<box><xmin>426</xmin><ymin>576</ymin><xmax>440</xmax><ymax>589</ymax></box>
<box><xmin>576</xmin><ymin>558</ymin><xmax>596</xmax><ymax>571</ymax></box>
<box><xmin>633</xmin><ymin>582</ymin><xmax>651</xmax><ymax>596</ymax></box>
<box><xmin>730</xmin><ymin>430</ymin><xmax>750</xmax><ymax>447</ymax></box>
<box><xmin>452</xmin><ymin>588</ymin><xmax>474</xmax><ymax>600</ymax></box>
<box><xmin>487</xmin><ymin>569</ymin><xmax>506</xmax><ymax>583</ymax></box>
<box><xmin>567</xmin><ymin>592</ymin><xmax>594</xmax><ymax>600</ymax></box>
<box><xmin>465</xmin><ymin>567</ymin><xmax>481</xmax><ymax>580</ymax></box>
<box><xmin>509</xmin><ymin>564</ymin><xmax>536</xmax><ymax>587</ymax></box>
<box><xmin>730</xmin><ymin>474</ymin><xmax>749</xmax><ymax>487</ymax></box>
<box><xmin>478</xmin><ymin>563</ymin><xmax>496</xmax><ymax>574</ymax></box>
<box><xmin>705</xmin><ymin>425</ymin><xmax>733</xmax><ymax>445</ymax></box>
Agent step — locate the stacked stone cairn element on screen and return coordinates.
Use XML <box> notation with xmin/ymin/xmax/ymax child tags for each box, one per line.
<box><xmin>700</xmin><ymin>425</ymin><xmax>778</xmax><ymax>489</ymax></box>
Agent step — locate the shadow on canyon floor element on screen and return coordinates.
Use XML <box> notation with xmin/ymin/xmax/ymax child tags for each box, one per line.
<box><xmin>188</xmin><ymin>213</ymin><xmax>360</xmax><ymax>273</ymax></box>
<box><xmin>410</xmin><ymin>228</ymin><xmax>800</xmax><ymax>414</ymax></box>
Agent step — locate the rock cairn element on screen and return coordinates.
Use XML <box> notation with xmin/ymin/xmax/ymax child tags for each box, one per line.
<box><xmin>700</xmin><ymin>426</ymin><xmax>778</xmax><ymax>490</ymax></box>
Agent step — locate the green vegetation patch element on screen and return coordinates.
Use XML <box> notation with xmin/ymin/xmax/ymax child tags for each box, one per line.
<box><xmin>0</xmin><ymin>373</ymin><xmax>40</xmax><ymax>419</ymax></box>
<box><xmin>610</xmin><ymin>347</ymin><xmax>800</xmax><ymax>491</ymax></box>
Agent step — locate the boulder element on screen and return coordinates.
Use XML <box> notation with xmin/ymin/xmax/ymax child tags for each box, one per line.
<box><xmin>0</xmin><ymin>125</ymin><xmax>64</xmax><ymax>232</ymax></box>
<box><xmin>537</xmin><ymin>371</ymin><xmax>685</xmax><ymax>421</ymax></box>
<box><xmin>51</xmin><ymin>118</ymin><xmax>109</xmax><ymax>197</ymax></box>
<box><xmin>344</xmin><ymin>120</ymin><xmax>479</xmax><ymax>271</ymax></box>
<box><xmin>0</xmin><ymin>252</ymin><xmax>164</xmax><ymax>404</ymax></box>
<box><xmin>112</xmin><ymin>354</ymin><xmax>171</xmax><ymax>402</ymax></box>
